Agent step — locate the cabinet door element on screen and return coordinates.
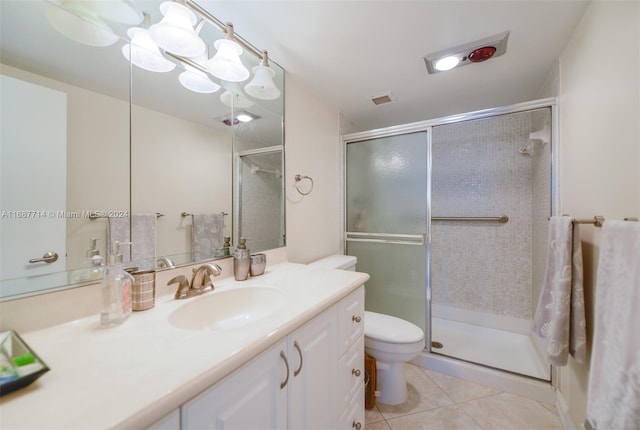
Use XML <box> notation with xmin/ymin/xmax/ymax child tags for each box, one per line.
<box><xmin>148</xmin><ymin>409</ymin><xmax>180</xmax><ymax>430</ymax></box>
<box><xmin>288</xmin><ymin>306</ymin><xmax>338</xmax><ymax>429</ymax></box>
<box><xmin>182</xmin><ymin>339</ymin><xmax>288</xmax><ymax>429</ymax></box>
<box><xmin>338</xmin><ymin>336</ymin><xmax>365</xmax><ymax>409</ymax></box>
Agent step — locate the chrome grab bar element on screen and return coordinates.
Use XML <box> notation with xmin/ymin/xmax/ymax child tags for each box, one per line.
<box><xmin>346</xmin><ymin>232</ymin><xmax>425</xmax><ymax>246</ymax></box>
<box><xmin>432</xmin><ymin>215</ymin><xmax>509</xmax><ymax>224</ymax></box>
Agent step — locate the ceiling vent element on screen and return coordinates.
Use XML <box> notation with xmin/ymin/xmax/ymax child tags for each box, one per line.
<box><xmin>370</xmin><ymin>92</ymin><xmax>396</xmax><ymax>106</ymax></box>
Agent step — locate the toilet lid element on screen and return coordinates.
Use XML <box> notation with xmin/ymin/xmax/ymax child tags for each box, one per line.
<box><xmin>365</xmin><ymin>311</ymin><xmax>424</xmax><ymax>344</ymax></box>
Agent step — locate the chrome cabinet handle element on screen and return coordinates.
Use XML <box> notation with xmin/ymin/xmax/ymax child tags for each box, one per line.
<box><xmin>280</xmin><ymin>351</ymin><xmax>289</xmax><ymax>389</ymax></box>
<box><xmin>352</xmin><ymin>368</ymin><xmax>361</xmax><ymax>377</ymax></box>
<box><xmin>29</xmin><ymin>251</ymin><xmax>59</xmax><ymax>264</ymax></box>
<box><xmin>352</xmin><ymin>315</ymin><xmax>362</xmax><ymax>323</ymax></box>
<box><xmin>352</xmin><ymin>421</ymin><xmax>362</xmax><ymax>430</ymax></box>
<box><xmin>293</xmin><ymin>341</ymin><xmax>303</xmax><ymax>376</ymax></box>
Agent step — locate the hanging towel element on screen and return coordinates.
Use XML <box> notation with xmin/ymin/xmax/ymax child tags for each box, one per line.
<box><xmin>107</xmin><ymin>215</ymin><xmax>131</xmax><ymax>262</ymax></box>
<box><xmin>585</xmin><ymin>221</ymin><xmax>640</xmax><ymax>430</ymax></box>
<box><xmin>191</xmin><ymin>213</ymin><xmax>224</xmax><ymax>260</ymax></box>
<box><xmin>131</xmin><ymin>213</ymin><xmax>157</xmax><ymax>263</ymax></box>
<box><xmin>531</xmin><ymin>216</ymin><xmax>586</xmax><ymax>366</ymax></box>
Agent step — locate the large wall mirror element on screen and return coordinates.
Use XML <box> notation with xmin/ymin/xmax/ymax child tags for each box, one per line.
<box><xmin>0</xmin><ymin>0</ymin><xmax>285</xmax><ymax>299</ymax></box>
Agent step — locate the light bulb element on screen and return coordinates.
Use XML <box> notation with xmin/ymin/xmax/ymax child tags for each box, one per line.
<box><xmin>434</xmin><ymin>56</ymin><xmax>460</xmax><ymax>71</ymax></box>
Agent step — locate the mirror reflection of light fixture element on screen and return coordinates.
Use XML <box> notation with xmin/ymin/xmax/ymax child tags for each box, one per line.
<box><xmin>84</xmin><ymin>0</ymin><xmax>143</xmax><ymax>25</ymax></box>
<box><xmin>244</xmin><ymin>50</ymin><xmax>281</xmax><ymax>100</ymax></box>
<box><xmin>149</xmin><ymin>1</ymin><xmax>205</xmax><ymax>57</ymax></box>
<box><xmin>207</xmin><ymin>23</ymin><xmax>250</xmax><ymax>82</ymax></box>
<box><xmin>46</xmin><ymin>1</ymin><xmax>119</xmax><ymax>47</ymax></box>
<box><xmin>122</xmin><ymin>27</ymin><xmax>176</xmax><ymax>72</ymax></box>
<box><xmin>219</xmin><ymin>82</ymin><xmax>255</xmax><ymax>108</ymax></box>
<box><xmin>178</xmin><ymin>55</ymin><xmax>221</xmax><ymax>93</ymax></box>
<box><xmin>220</xmin><ymin>110</ymin><xmax>260</xmax><ymax>126</ymax></box>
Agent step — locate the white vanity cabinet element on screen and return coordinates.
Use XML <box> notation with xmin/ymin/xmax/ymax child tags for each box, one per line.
<box><xmin>180</xmin><ymin>285</ymin><xmax>365</xmax><ymax>430</ymax></box>
<box><xmin>337</xmin><ymin>286</ymin><xmax>366</xmax><ymax>429</ymax></box>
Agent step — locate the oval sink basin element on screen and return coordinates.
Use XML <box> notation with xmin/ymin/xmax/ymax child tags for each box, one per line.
<box><xmin>169</xmin><ymin>286</ymin><xmax>286</xmax><ymax>331</ymax></box>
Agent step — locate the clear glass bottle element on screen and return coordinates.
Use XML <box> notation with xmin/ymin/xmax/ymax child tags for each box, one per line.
<box><xmin>100</xmin><ymin>241</ymin><xmax>133</xmax><ymax>326</ymax></box>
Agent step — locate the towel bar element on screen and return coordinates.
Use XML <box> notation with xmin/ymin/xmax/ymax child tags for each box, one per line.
<box><xmin>549</xmin><ymin>215</ymin><xmax>639</xmax><ymax>227</ymax></box>
<box><xmin>181</xmin><ymin>212</ymin><xmax>228</xmax><ymax>218</ymax></box>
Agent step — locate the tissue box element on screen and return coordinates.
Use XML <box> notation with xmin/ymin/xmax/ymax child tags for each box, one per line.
<box><xmin>0</xmin><ymin>331</ymin><xmax>49</xmax><ymax>396</ymax></box>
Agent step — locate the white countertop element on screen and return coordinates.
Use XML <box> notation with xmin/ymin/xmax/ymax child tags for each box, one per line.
<box><xmin>0</xmin><ymin>263</ymin><xmax>369</xmax><ymax>429</ymax></box>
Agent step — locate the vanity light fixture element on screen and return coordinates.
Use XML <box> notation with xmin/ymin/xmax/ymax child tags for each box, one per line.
<box><xmin>178</xmin><ymin>55</ymin><xmax>221</xmax><ymax>93</ymax></box>
<box><xmin>122</xmin><ymin>27</ymin><xmax>176</xmax><ymax>73</ymax></box>
<box><xmin>149</xmin><ymin>1</ymin><xmax>206</xmax><ymax>58</ymax></box>
<box><xmin>244</xmin><ymin>51</ymin><xmax>281</xmax><ymax>100</ymax></box>
<box><xmin>206</xmin><ymin>23</ymin><xmax>251</xmax><ymax>82</ymax></box>
<box><xmin>46</xmin><ymin>0</ymin><xmax>120</xmax><ymax>47</ymax></box>
<box><xmin>220</xmin><ymin>83</ymin><xmax>255</xmax><ymax>108</ymax></box>
<box><xmin>424</xmin><ymin>31</ymin><xmax>510</xmax><ymax>74</ymax></box>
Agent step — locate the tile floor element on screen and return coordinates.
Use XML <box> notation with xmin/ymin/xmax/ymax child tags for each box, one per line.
<box><xmin>365</xmin><ymin>364</ymin><xmax>563</xmax><ymax>430</ymax></box>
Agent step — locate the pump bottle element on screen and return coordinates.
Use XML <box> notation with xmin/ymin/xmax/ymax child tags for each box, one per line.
<box><xmin>100</xmin><ymin>241</ymin><xmax>133</xmax><ymax>326</ymax></box>
<box><xmin>233</xmin><ymin>238</ymin><xmax>250</xmax><ymax>281</ymax></box>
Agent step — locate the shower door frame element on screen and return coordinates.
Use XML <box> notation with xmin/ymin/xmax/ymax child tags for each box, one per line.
<box><xmin>342</xmin><ymin>97</ymin><xmax>559</xmax><ymax>382</ymax></box>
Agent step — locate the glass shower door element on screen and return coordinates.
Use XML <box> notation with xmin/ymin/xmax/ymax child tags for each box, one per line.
<box><xmin>345</xmin><ymin>131</ymin><xmax>428</xmax><ymax>332</ymax></box>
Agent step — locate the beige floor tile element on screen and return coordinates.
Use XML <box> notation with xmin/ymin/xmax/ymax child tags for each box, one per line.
<box><xmin>459</xmin><ymin>392</ymin><xmax>563</xmax><ymax>430</ymax></box>
<box><xmin>423</xmin><ymin>369</ymin><xmax>501</xmax><ymax>403</ymax></box>
<box><xmin>366</xmin><ymin>405</ymin><xmax>385</xmax><ymax>424</ymax></box>
<box><xmin>366</xmin><ymin>420</ymin><xmax>392</xmax><ymax>430</ymax></box>
<box><xmin>386</xmin><ymin>405</ymin><xmax>482</xmax><ymax>430</ymax></box>
<box><xmin>377</xmin><ymin>364</ymin><xmax>454</xmax><ymax>419</ymax></box>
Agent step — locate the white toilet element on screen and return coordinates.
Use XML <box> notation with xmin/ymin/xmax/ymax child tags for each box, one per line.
<box><xmin>308</xmin><ymin>255</ymin><xmax>425</xmax><ymax>405</ymax></box>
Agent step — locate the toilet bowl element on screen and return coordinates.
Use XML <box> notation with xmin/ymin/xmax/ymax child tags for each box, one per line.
<box><xmin>308</xmin><ymin>254</ymin><xmax>426</xmax><ymax>405</ymax></box>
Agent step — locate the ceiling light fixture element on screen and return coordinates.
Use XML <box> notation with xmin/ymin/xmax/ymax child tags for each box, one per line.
<box><xmin>46</xmin><ymin>1</ymin><xmax>119</xmax><ymax>47</ymax></box>
<box><xmin>424</xmin><ymin>31</ymin><xmax>510</xmax><ymax>74</ymax></box>
<box><xmin>178</xmin><ymin>55</ymin><xmax>220</xmax><ymax>93</ymax></box>
<box><xmin>206</xmin><ymin>23</ymin><xmax>250</xmax><ymax>82</ymax></box>
<box><xmin>122</xmin><ymin>27</ymin><xmax>176</xmax><ymax>72</ymax></box>
<box><xmin>48</xmin><ymin>0</ymin><xmax>282</xmax><ymax>101</ymax></box>
<box><xmin>244</xmin><ymin>51</ymin><xmax>281</xmax><ymax>100</ymax></box>
<box><xmin>149</xmin><ymin>1</ymin><xmax>206</xmax><ymax>57</ymax></box>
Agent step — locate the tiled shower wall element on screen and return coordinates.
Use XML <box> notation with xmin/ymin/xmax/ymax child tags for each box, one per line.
<box><xmin>430</xmin><ymin>109</ymin><xmax>550</xmax><ymax>324</ymax></box>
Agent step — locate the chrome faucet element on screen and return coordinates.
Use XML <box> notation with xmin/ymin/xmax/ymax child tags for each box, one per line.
<box><xmin>191</xmin><ymin>263</ymin><xmax>222</xmax><ymax>290</ymax></box>
<box><xmin>168</xmin><ymin>263</ymin><xmax>222</xmax><ymax>300</ymax></box>
<box><xmin>157</xmin><ymin>256</ymin><xmax>175</xmax><ymax>268</ymax></box>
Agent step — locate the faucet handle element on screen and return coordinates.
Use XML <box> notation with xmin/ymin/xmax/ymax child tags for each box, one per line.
<box><xmin>168</xmin><ymin>275</ymin><xmax>190</xmax><ymax>299</ymax></box>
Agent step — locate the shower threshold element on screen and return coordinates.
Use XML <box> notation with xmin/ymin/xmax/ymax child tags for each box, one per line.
<box><xmin>431</xmin><ymin>317</ymin><xmax>551</xmax><ymax>381</ymax></box>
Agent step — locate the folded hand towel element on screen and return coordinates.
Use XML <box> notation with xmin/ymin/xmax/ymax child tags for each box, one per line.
<box><xmin>531</xmin><ymin>216</ymin><xmax>586</xmax><ymax>366</ymax></box>
<box><xmin>191</xmin><ymin>213</ymin><xmax>224</xmax><ymax>260</ymax></box>
<box><xmin>131</xmin><ymin>213</ymin><xmax>157</xmax><ymax>263</ymax></box>
<box><xmin>586</xmin><ymin>220</ymin><xmax>640</xmax><ymax>430</ymax></box>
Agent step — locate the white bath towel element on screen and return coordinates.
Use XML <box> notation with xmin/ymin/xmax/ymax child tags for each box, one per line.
<box><xmin>131</xmin><ymin>213</ymin><xmax>157</xmax><ymax>263</ymax></box>
<box><xmin>585</xmin><ymin>220</ymin><xmax>640</xmax><ymax>430</ymax></box>
<box><xmin>191</xmin><ymin>213</ymin><xmax>224</xmax><ymax>260</ymax></box>
<box><xmin>107</xmin><ymin>216</ymin><xmax>130</xmax><ymax>262</ymax></box>
<box><xmin>531</xmin><ymin>216</ymin><xmax>586</xmax><ymax>366</ymax></box>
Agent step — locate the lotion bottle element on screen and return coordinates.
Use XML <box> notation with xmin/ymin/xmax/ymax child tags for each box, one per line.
<box><xmin>101</xmin><ymin>241</ymin><xmax>133</xmax><ymax>326</ymax></box>
<box><xmin>233</xmin><ymin>238</ymin><xmax>250</xmax><ymax>281</ymax></box>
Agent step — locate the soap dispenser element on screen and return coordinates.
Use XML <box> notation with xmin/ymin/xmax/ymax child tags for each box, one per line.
<box><xmin>100</xmin><ymin>241</ymin><xmax>133</xmax><ymax>326</ymax></box>
<box><xmin>233</xmin><ymin>238</ymin><xmax>250</xmax><ymax>281</ymax></box>
<box><xmin>71</xmin><ymin>238</ymin><xmax>105</xmax><ymax>283</ymax></box>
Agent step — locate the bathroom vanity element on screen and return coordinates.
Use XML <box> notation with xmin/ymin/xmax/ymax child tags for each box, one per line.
<box><xmin>0</xmin><ymin>263</ymin><xmax>368</xmax><ymax>429</ymax></box>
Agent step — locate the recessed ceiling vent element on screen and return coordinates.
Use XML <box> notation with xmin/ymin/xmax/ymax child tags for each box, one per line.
<box><xmin>370</xmin><ymin>92</ymin><xmax>396</xmax><ymax>106</ymax></box>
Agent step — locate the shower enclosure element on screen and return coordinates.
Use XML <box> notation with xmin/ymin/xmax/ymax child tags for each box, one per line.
<box><xmin>344</xmin><ymin>100</ymin><xmax>554</xmax><ymax>381</ymax></box>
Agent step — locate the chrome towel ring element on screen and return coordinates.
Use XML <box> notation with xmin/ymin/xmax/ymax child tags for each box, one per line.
<box><xmin>294</xmin><ymin>174</ymin><xmax>314</xmax><ymax>196</ymax></box>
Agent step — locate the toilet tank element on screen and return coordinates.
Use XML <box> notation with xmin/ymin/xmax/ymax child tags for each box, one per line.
<box><xmin>308</xmin><ymin>255</ymin><xmax>357</xmax><ymax>271</ymax></box>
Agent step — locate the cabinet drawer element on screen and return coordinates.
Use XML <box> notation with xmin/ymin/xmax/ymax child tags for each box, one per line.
<box><xmin>338</xmin><ymin>380</ymin><xmax>365</xmax><ymax>430</ymax></box>
<box><xmin>338</xmin><ymin>336</ymin><xmax>365</xmax><ymax>409</ymax></box>
<box><xmin>338</xmin><ymin>286</ymin><xmax>365</xmax><ymax>355</ymax></box>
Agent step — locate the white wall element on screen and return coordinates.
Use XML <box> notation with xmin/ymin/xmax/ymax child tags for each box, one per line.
<box><xmin>557</xmin><ymin>1</ymin><xmax>640</xmax><ymax>427</ymax></box>
<box><xmin>284</xmin><ymin>75</ymin><xmax>343</xmax><ymax>263</ymax></box>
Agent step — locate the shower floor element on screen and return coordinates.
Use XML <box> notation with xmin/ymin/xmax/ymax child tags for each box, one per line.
<box><xmin>431</xmin><ymin>318</ymin><xmax>551</xmax><ymax>381</ymax></box>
